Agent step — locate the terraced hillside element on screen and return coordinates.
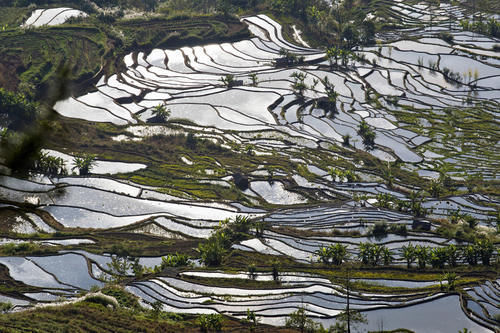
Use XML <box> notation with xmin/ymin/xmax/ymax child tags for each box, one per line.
<box><xmin>0</xmin><ymin>1</ymin><xmax>499</xmax><ymax>332</ymax></box>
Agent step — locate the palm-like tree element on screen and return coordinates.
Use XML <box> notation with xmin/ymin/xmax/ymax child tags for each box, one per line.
<box><xmin>401</xmin><ymin>243</ymin><xmax>416</xmax><ymax>269</ymax></box>
<box><xmin>463</xmin><ymin>244</ymin><xmax>479</xmax><ymax>266</ymax></box>
<box><xmin>476</xmin><ymin>239</ymin><xmax>494</xmax><ymax>266</ymax></box>
<box><xmin>358</xmin><ymin>242</ymin><xmax>371</xmax><ymax>265</ymax></box>
<box><xmin>72</xmin><ymin>153</ymin><xmax>96</xmax><ymax>175</ymax></box>
<box><xmin>152</xmin><ymin>103</ymin><xmax>171</xmax><ymax>123</ymax></box>
<box><xmin>290</xmin><ymin>72</ymin><xmax>308</xmax><ymax>97</ymax></box>
<box><xmin>330</xmin><ymin>243</ymin><xmax>348</xmax><ymax>266</ymax></box>
<box><xmin>382</xmin><ymin>247</ymin><xmax>393</xmax><ymax>266</ymax></box>
<box><xmin>321</xmin><ymin>76</ymin><xmax>339</xmax><ymax>114</ymax></box>
<box><xmin>430</xmin><ymin>247</ymin><xmax>448</xmax><ymax>269</ymax></box>
<box><xmin>415</xmin><ymin>245</ymin><xmax>429</xmax><ymax>269</ymax></box>
<box><xmin>326</xmin><ymin>47</ymin><xmax>340</xmax><ymax>69</ymax></box>
<box><xmin>316</xmin><ymin>246</ymin><xmax>331</xmax><ymax>264</ymax></box>
<box><xmin>446</xmin><ymin>244</ymin><xmax>459</xmax><ymax>267</ymax></box>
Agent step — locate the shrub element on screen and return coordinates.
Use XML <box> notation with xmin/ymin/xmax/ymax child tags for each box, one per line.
<box><xmin>285</xmin><ymin>307</ymin><xmax>323</xmax><ymax>333</ymax></box>
<box><xmin>161</xmin><ymin>253</ymin><xmax>190</xmax><ymax>268</ymax></box>
<box><xmin>0</xmin><ymin>302</ymin><xmax>13</xmax><ymax>313</ymax></box>
<box><xmin>438</xmin><ymin>31</ymin><xmax>454</xmax><ymax>43</ymax></box>
<box><xmin>198</xmin><ymin>313</ymin><xmax>224</xmax><ymax>332</ymax></box>
<box><xmin>72</xmin><ymin>153</ymin><xmax>97</xmax><ymax>175</ymax></box>
<box><xmin>357</xmin><ymin>120</ymin><xmax>376</xmax><ymax>148</ymax></box>
<box><xmin>389</xmin><ymin>223</ymin><xmax>408</xmax><ymax>236</ymax></box>
<box><xmin>371</xmin><ymin>221</ymin><xmax>388</xmax><ymax>238</ymax></box>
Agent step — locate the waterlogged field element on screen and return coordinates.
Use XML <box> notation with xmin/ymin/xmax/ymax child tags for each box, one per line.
<box><xmin>0</xmin><ymin>2</ymin><xmax>499</xmax><ymax>332</ymax></box>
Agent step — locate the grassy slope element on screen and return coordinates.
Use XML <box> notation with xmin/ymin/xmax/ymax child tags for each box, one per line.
<box><xmin>0</xmin><ymin>299</ymin><xmax>298</xmax><ymax>333</ymax></box>
<box><xmin>0</xmin><ymin>11</ymin><xmax>249</xmax><ymax>99</ymax></box>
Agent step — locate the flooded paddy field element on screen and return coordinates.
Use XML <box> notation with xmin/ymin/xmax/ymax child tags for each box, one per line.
<box><xmin>0</xmin><ymin>1</ymin><xmax>499</xmax><ymax>332</ymax></box>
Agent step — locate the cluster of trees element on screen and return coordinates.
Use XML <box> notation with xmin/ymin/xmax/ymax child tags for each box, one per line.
<box><xmin>326</xmin><ymin>47</ymin><xmax>360</xmax><ymax>69</ymax></box>
<box><xmin>359</xmin><ymin>191</ymin><xmax>428</xmax><ymax>218</ymax></box>
<box><xmin>328</xmin><ymin>167</ymin><xmax>358</xmax><ymax>182</ymax></box>
<box><xmin>459</xmin><ymin>18</ymin><xmax>500</xmax><ymax>38</ymax></box>
<box><xmin>0</xmin><ymin>88</ymin><xmax>38</xmax><ymax>131</ymax></box>
<box><xmin>31</xmin><ymin>151</ymin><xmax>97</xmax><ymax>176</ymax></box>
<box><xmin>316</xmin><ymin>240</ymin><xmax>496</xmax><ymax>268</ymax></box>
<box><xmin>286</xmin><ymin>305</ymin><xmax>367</xmax><ymax>333</ymax></box>
<box><xmin>271</xmin><ymin>0</ymin><xmax>376</xmax><ymax>47</ymax></box>
<box><xmin>198</xmin><ymin>215</ymin><xmax>255</xmax><ymax>266</ymax></box>
<box><xmin>277</xmin><ymin>48</ymin><xmax>306</xmax><ymax>67</ymax></box>
<box><xmin>358</xmin><ymin>242</ymin><xmax>392</xmax><ymax>266</ymax></box>
<box><xmin>316</xmin><ymin>244</ymin><xmax>348</xmax><ymax>265</ymax></box>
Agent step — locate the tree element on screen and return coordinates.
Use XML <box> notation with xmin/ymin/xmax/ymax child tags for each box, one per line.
<box><xmin>429</xmin><ymin>179</ymin><xmax>443</xmax><ymax>198</ymax></box>
<box><xmin>105</xmin><ymin>255</ymin><xmax>132</xmax><ymax>282</ymax></box>
<box><xmin>221</xmin><ymin>74</ymin><xmax>235</xmax><ymax>88</ymax></box>
<box><xmin>357</xmin><ymin>120</ymin><xmax>376</xmax><ymax>148</ymax></box>
<box><xmin>401</xmin><ymin>243</ymin><xmax>416</xmax><ymax>269</ymax></box>
<box><xmin>317</xmin><ymin>246</ymin><xmax>332</xmax><ymax>264</ymax></box>
<box><xmin>321</xmin><ymin>76</ymin><xmax>339</xmax><ymax>114</ymax></box>
<box><xmin>247</xmin><ymin>263</ymin><xmax>257</xmax><ymax>280</ymax></box>
<box><xmin>409</xmin><ymin>191</ymin><xmax>427</xmax><ymax>217</ymax></box>
<box><xmin>72</xmin><ymin>153</ymin><xmax>97</xmax><ymax>175</ymax></box>
<box><xmin>342</xmin><ymin>134</ymin><xmax>351</xmax><ymax>146</ymax></box>
<box><xmin>290</xmin><ymin>72</ymin><xmax>308</xmax><ymax>97</ymax></box>
<box><xmin>0</xmin><ymin>88</ymin><xmax>38</xmax><ymax>131</ymax></box>
<box><xmin>161</xmin><ymin>253</ymin><xmax>190</xmax><ymax>268</ymax></box>
<box><xmin>249</xmin><ymin>73</ymin><xmax>258</xmax><ymax>86</ymax></box>
<box><xmin>382</xmin><ymin>246</ymin><xmax>393</xmax><ymax>266</ymax></box>
<box><xmin>285</xmin><ymin>306</ymin><xmax>322</xmax><ymax>333</ymax></box>
<box><xmin>0</xmin><ymin>301</ymin><xmax>13</xmax><ymax>314</ymax></box>
<box><xmin>430</xmin><ymin>247</ymin><xmax>448</xmax><ymax>269</ymax></box>
<box><xmin>463</xmin><ymin>244</ymin><xmax>479</xmax><ymax>266</ymax></box>
<box><xmin>199</xmin><ymin>233</ymin><xmax>227</xmax><ymax>266</ymax></box>
<box><xmin>151</xmin><ymin>103</ymin><xmax>171</xmax><ymax>123</ymax></box>
<box><xmin>476</xmin><ymin>239</ymin><xmax>494</xmax><ymax>266</ymax></box>
<box><xmin>330</xmin><ymin>243</ymin><xmax>349</xmax><ymax>265</ymax></box>
<box><xmin>341</xmin><ymin>24</ymin><xmax>358</xmax><ymax>49</ymax></box>
<box><xmin>441</xmin><ymin>272</ymin><xmax>457</xmax><ymax>291</ymax></box>
<box><xmin>415</xmin><ymin>245</ymin><xmax>429</xmax><ymax>269</ymax></box>
<box><xmin>245</xmin><ymin>309</ymin><xmax>260</xmax><ymax>331</ymax></box>
<box><xmin>34</xmin><ymin>152</ymin><xmax>66</xmax><ymax>176</ymax></box>
<box><xmin>254</xmin><ymin>221</ymin><xmax>265</xmax><ymax>238</ymax></box>
<box><xmin>151</xmin><ymin>300</ymin><xmax>163</xmax><ymax>318</ymax></box>
<box><xmin>326</xmin><ymin>46</ymin><xmax>340</xmax><ymax>69</ymax></box>
<box><xmin>270</xmin><ymin>259</ymin><xmax>280</xmax><ymax>282</ymax></box>
<box><xmin>446</xmin><ymin>244</ymin><xmax>459</xmax><ymax>267</ymax></box>
<box><xmin>333</xmin><ymin>308</ymin><xmax>367</xmax><ymax>333</ymax></box>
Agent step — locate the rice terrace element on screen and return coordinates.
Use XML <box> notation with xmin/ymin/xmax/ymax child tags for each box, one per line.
<box><xmin>0</xmin><ymin>0</ymin><xmax>499</xmax><ymax>332</ymax></box>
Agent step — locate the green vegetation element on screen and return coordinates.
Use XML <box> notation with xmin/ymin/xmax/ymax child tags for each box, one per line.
<box><xmin>199</xmin><ymin>215</ymin><xmax>253</xmax><ymax>266</ymax></box>
<box><xmin>73</xmin><ymin>152</ymin><xmax>97</xmax><ymax>175</ymax></box>
<box><xmin>197</xmin><ymin>313</ymin><xmax>224</xmax><ymax>332</ymax></box>
<box><xmin>151</xmin><ymin>103</ymin><xmax>171</xmax><ymax>123</ymax></box>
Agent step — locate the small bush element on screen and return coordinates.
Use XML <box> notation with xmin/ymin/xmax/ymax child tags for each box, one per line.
<box><xmin>389</xmin><ymin>223</ymin><xmax>408</xmax><ymax>236</ymax></box>
<box><xmin>438</xmin><ymin>31</ymin><xmax>454</xmax><ymax>43</ymax></box>
<box><xmin>161</xmin><ymin>253</ymin><xmax>190</xmax><ymax>268</ymax></box>
<box><xmin>371</xmin><ymin>221</ymin><xmax>388</xmax><ymax>238</ymax></box>
<box><xmin>0</xmin><ymin>302</ymin><xmax>13</xmax><ymax>313</ymax></box>
<box><xmin>198</xmin><ymin>313</ymin><xmax>223</xmax><ymax>332</ymax></box>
